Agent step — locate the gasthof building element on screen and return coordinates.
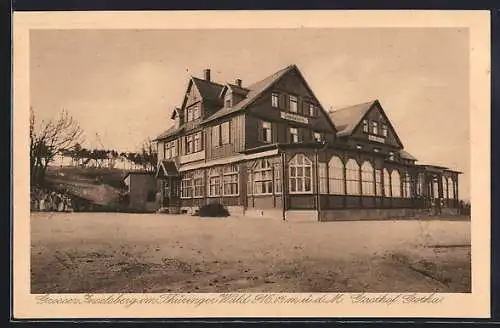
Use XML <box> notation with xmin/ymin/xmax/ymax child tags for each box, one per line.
<box><xmin>152</xmin><ymin>65</ymin><xmax>461</xmax><ymax>221</ymax></box>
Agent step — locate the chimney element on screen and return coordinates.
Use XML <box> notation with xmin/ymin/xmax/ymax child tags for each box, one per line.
<box><xmin>203</xmin><ymin>69</ymin><xmax>211</xmax><ymax>81</ymax></box>
<box><xmin>235</xmin><ymin>79</ymin><xmax>242</xmax><ymax>87</ymax></box>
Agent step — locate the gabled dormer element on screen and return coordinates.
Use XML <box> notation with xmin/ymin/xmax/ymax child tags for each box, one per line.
<box><xmin>219</xmin><ymin>79</ymin><xmax>249</xmax><ymax>109</ymax></box>
<box><xmin>170</xmin><ymin>107</ymin><xmax>183</xmax><ymax>128</ymax></box>
<box><xmin>179</xmin><ymin>69</ymin><xmax>225</xmax><ymax>129</ymax></box>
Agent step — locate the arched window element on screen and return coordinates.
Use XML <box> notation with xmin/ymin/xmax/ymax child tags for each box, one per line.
<box><xmin>383</xmin><ymin>168</ymin><xmax>391</xmax><ymax>197</ymax></box>
<box><xmin>433</xmin><ymin>177</ymin><xmax>440</xmax><ymax>199</ymax></box>
<box><xmin>361</xmin><ymin>161</ymin><xmax>375</xmax><ymax>196</ymax></box>
<box><xmin>402</xmin><ymin>172</ymin><xmax>412</xmax><ymax>198</ymax></box>
<box><xmin>375</xmin><ymin>169</ymin><xmax>383</xmax><ymax>196</ymax></box>
<box><xmin>448</xmin><ymin>177</ymin><xmax>455</xmax><ymax>199</ymax></box>
<box><xmin>391</xmin><ymin>170</ymin><xmax>401</xmax><ymax>198</ymax></box>
<box><xmin>289</xmin><ymin>154</ymin><xmax>312</xmax><ymax>193</ymax></box>
<box><xmin>345</xmin><ymin>159</ymin><xmax>360</xmax><ymax>195</ymax></box>
<box><xmin>442</xmin><ymin>176</ymin><xmax>449</xmax><ymax>199</ymax></box>
<box><xmin>328</xmin><ymin>156</ymin><xmax>345</xmax><ymax>195</ymax></box>
<box><xmin>253</xmin><ymin>159</ymin><xmax>273</xmax><ymax>195</ymax></box>
<box><xmin>416</xmin><ymin>173</ymin><xmax>424</xmax><ymax>197</ymax></box>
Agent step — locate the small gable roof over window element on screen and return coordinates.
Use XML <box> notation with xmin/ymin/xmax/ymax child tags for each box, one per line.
<box><xmin>156</xmin><ymin>160</ymin><xmax>179</xmax><ymax>178</ymax></box>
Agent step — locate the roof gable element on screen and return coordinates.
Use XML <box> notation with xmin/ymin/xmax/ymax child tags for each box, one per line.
<box><xmin>329</xmin><ymin>100</ymin><xmax>404</xmax><ymax>149</ymax></box>
<box><xmin>201</xmin><ymin>65</ymin><xmax>295</xmax><ymax>124</ymax></box>
<box><xmin>201</xmin><ymin>65</ymin><xmax>337</xmax><ymax>135</ymax></box>
<box><xmin>328</xmin><ymin>101</ymin><xmax>375</xmax><ymax>137</ymax></box>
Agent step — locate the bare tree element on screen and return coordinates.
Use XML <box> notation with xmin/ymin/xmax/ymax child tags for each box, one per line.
<box><xmin>140</xmin><ymin>138</ymin><xmax>158</xmax><ymax>173</ymax></box>
<box><xmin>30</xmin><ymin>108</ymin><xmax>84</xmax><ymax>185</ymax></box>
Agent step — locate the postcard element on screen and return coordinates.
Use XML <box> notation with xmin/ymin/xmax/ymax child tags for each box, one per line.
<box><xmin>13</xmin><ymin>10</ymin><xmax>490</xmax><ymax>319</ymax></box>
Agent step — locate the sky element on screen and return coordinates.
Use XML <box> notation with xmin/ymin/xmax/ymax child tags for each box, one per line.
<box><xmin>30</xmin><ymin>28</ymin><xmax>470</xmax><ymax>200</ymax></box>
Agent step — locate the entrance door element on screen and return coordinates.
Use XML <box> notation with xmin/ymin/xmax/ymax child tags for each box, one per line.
<box><xmin>162</xmin><ymin>177</ymin><xmax>181</xmax><ymax>208</ymax></box>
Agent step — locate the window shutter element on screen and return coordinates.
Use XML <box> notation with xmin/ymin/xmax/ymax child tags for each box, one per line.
<box><xmin>281</xmin><ymin>94</ymin><xmax>287</xmax><ymax>110</ymax></box>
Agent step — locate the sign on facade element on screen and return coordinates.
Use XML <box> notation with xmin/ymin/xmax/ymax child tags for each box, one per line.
<box><xmin>280</xmin><ymin>111</ymin><xmax>309</xmax><ymax>124</ymax></box>
<box><xmin>368</xmin><ymin>135</ymin><xmax>385</xmax><ymax>143</ymax></box>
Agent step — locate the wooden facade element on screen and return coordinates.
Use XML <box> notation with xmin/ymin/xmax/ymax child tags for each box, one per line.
<box><xmin>152</xmin><ymin>65</ymin><xmax>461</xmax><ymax>219</ymax></box>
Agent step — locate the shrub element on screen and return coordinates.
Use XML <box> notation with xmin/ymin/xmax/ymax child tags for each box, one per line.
<box><xmin>199</xmin><ymin>203</ymin><xmax>229</xmax><ymax>218</ymax></box>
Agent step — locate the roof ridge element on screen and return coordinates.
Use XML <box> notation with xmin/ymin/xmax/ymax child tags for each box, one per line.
<box><xmin>330</xmin><ymin>100</ymin><xmax>377</xmax><ymax>113</ymax></box>
<box><xmin>191</xmin><ymin>76</ymin><xmax>225</xmax><ymax>87</ymax></box>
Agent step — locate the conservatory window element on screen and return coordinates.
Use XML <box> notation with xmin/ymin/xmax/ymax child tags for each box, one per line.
<box><xmin>361</xmin><ymin>161</ymin><xmax>375</xmax><ymax>196</ymax></box>
<box><xmin>345</xmin><ymin>159</ymin><xmax>361</xmax><ymax>195</ymax></box>
<box><xmin>289</xmin><ymin>154</ymin><xmax>313</xmax><ymax>194</ymax></box>
<box><xmin>328</xmin><ymin>156</ymin><xmax>345</xmax><ymax>195</ymax></box>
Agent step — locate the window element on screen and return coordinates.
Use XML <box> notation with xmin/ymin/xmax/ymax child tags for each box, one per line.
<box><xmin>362</xmin><ymin>119</ymin><xmax>369</xmax><ymax>133</ymax></box>
<box><xmin>194</xmin><ymin>170</ymin><xmax>204</xmax><ymax>198</ymax></box>
<box><xmin>319</xmin><ymin>163</ymin><xmax>328</xmax><ymax>194</ymax></box>
<box><xmin>433</xmin><ymin>178</ymin><xmax>440</xmax><ymax>199</ymax></box>
<box><xmin>247</xmin><ymin>167</ymin><xmax>253</xmax><ymax>196</ymax></box>
<box><xmin>383</xmin><ymin>169</ymin><xmax>391</xmax><ymax>197</ymax></box>
<box><xmin>388</xmin><ymin>151</ymin><xmax>395</xmax><ymax>161</ymax></box>
<box><xmin>272</xmin><ymin>93</ymin><xmax>279</xmax><ymax>108</ymax></box>
<box><xmin>208</xmin><ymin>168</ymin><xmax>221</xmax><ymax>197</ymax></box>
<box><xmin>372</xmin><ymin>121</ymin><xmax>378</xmax><ymax>135</ymax></box>
<box><xmin>261</xmin><ymin>121</ymin><xmax>272</xmax><ymax>143</ymax></box>
<box><xmin>274</xmin><ymin>163</ymin><xmax>282</xmax><ymax>194</ymax></box>
<box><xmin>194</xmin><ymin>132</ymin><xmax>203</xmax><ymax>152</ymax></box>
<box><xmin>416</xmin><ymin>173</ymin><xmax>425</xmax><ymax>196</ymax></box>
<box><xmin>253</xmin><ymin>159</ymin><xmax>273</xmax><ymax>195</ymax></box>
<box><xmin>313</xmin><ymin>132</ymin><xmax>323</xmax><ymax>142</ymax></box>
<box><xmin>193</xmin><ymin>104</ymin><xmax>201</xmax><ymax>120</ymax></box>
<box><xmin>345</xmin><ymin>159</ymin><xmax>361</xmax><ymax>195</ymax></box>
<box><xmin>289</xmin><ymin>95</ymin><xmax>298</xmax><ymax>113</ymax></box>
<box><xmin>328</xmin><ymin>156</ymin><xmax>345</xmax><ymax>195</ymax></box>
<box><xmin>382</xmin><ymin>124</ymin><xmax>388</xmax><ymax>137</ymax></box>
<box><xmin>186</xmin><ymin>107</ymin><xmax>193</xmax><ymax>122</ymax></box>
<box><xmin>185</xmin><ymin>135</ymin><xmax>194</xmax><ymax>154</ymax></box>
<box><xmin>361</xmin><ymin>161</ymin><xmax>375</xmax><ymax>196</ymax></box>
<box><xmin>309</xmin><ymin>103</ymin><xmax>316</xmax><ymax>117</ymax></box>
<box><xmin>403</xmin><ymin>172</ymin><xmax>412</xmax><ymax>198</ymax></box>
<box><xmin>447</xmin><ymin>177</ymin><xmax>455</xmax><ymax>199</ymax></box>
<box><xmin>163</xmin><ymin>142</ymin><xmax>170</xmax><ymax>159</ymax></box>
<box><xmin>289</xmin><ymin>154</ymin><xmax>312</xmax><ymax>193</ymax></box>
<box><xmin>221</xmin><ymin>121</ymin><xmax>230</xmax><ymax>145</ymax></box>
<box><xmin>289</xmin><ymin>127</ymin><xmax>299</xmax><ymax>143</ymax></box>
<box><xmin>212</xmin><ymin>125</ymin><xmax>220</xmax><ymax>147</ymax></box>
<box><xmin>165</xmin><ymin>141</ymin><xmax>177</xmax><ymax>159</ymax></box>
<box><xmin>442</xmin><ymin>176</ymin><xmax>448</xmax><ymax>199</ymax></box>
<box><xmin>181</xmin><ymin>172</ymin><xmax>193</xmax><ymax>198</ymax></box>
<box><xmin>171</xmin><ymin>140</ymin><xmax>177</xmax><ymax>157</ymax></box>
<box><xmin>375</xmin><ymin>169</ymin><xmax>383</xmax><ymax>196</ymax></box>
<box><xmin>223</xmin><ymin>164</ymin><xmax>239</xmax><ymax>196</ymax></box>
<box><xmin>391</xmin><ymin>170</ymin><xmax>402</xmax><ymax>198</ymax></box>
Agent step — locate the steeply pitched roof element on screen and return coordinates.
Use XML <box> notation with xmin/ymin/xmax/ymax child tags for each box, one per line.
<box><xmin>328</xmin><ymin>101</ymin><xmax>376</xmax><ymax>137</ymax></box>
<box><xmin>153</xmin><ymin>125</ymin><xmax>184</xmax><ymax>141</ymax></box>
<box><xmin>202</xmin><ymin>65</ymin><xmax>295</xmax><ymax>124</ymax></box>
<box><xmin>156</xmin><ymin>160</ymin><xmax>179</xmax><ymax>178</ymax></box>
<box><xmin>191</xmin><ymin>77</ymin><xmax>225</xmax><ymax>103</ymax></box>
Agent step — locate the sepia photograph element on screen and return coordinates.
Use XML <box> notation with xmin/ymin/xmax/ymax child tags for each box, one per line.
<box><xmin>13</xmin><ymin>10</ymin><xmax>490</xmax><ymax>318</ymax></box>
<box><xmin>28</xmin><ymin>26</ymin><xmax>472</xmax><ymax>294</ymax></box>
